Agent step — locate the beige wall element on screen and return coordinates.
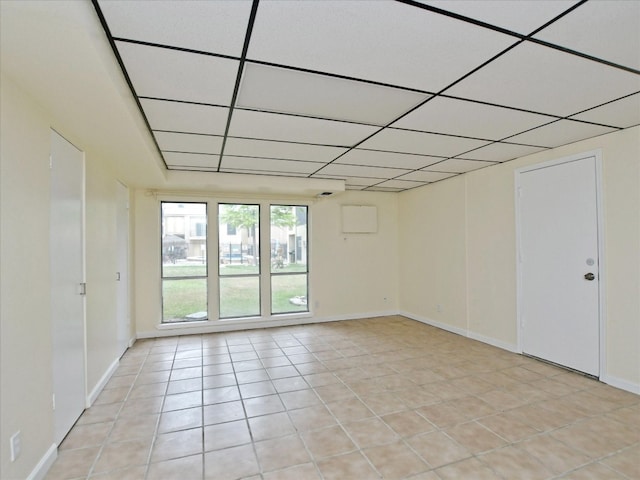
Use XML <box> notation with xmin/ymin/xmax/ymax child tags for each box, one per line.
<box><xmin>0</xmin><ymin>73</ymin><xmax>126</xmax><ymax>479</ymax></box>
<box><xmin>399</xmin><ymin>126</ymin><xmax>640</xmax><ymax>389</ymax></box>
<box><xmin>133</xmin><ymin>190</ymin><xmax>399</xmax><ymax>336</ymax></box>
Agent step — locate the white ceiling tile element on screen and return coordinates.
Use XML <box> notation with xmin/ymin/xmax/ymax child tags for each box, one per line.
<box><xmin>459</xmin><ymin>142</ymin><xmax>547</xmax><ymax>162</ymax></box>
<box><xmin>316</xmin><ymin>163</ymin><xmax>410</xmax><ymax>179</ymax></box>
<box><xmin>447</xmin><ymin>42</ymin><xmax>640</xmax><ymax>117</ymax></box>
<box><xmin>397</xmin><ymin>171</ymin><xmax>458</xmax><ymax>182</ymax></box>
<box><xmin>505</xmin><ymin>120</ymin><xmax>618</xmax><ymax>148</ymax></box>
<box><xmin>375</xmin><ymin>179</ymin><xmax>428</xmax><ymax>189</ymax></box>
<box><xmin>220</xmin><ymin>169</ymin><xmax>309</xmax><ymax>178</ymax></box>
<box><xmin>228</xmin><ymin>110</ymin><xmax>378</xmax><ymax>146</ymax></box>
<box><xmin>535</xmin><ymin>0</ymin><xmax>640</xmax><ymax>71</ymax></box>
<box><xmin>163</xmin><ymin>152</ymin><xmax>219</xmax><ymax>168</ymax></box>
<box><xmin>336</xmin><ymin>149</ymin><xmax>443</xmax><ymax>170</ymax></box>
<box><xmin>314</xmin><ymin>175</ymin><xmax>385</xmax><ymax>187</ymax></box>
<box><xmin>237</xmin><ymin>63</ymin><xmax>429</xmax><ymax>125</ymax></box>
<box><xmin>154</xmin><ymin>131</ymin><xmax>223</xmax><ymax>154</ymax></box>
<box><xmin>248</xmin><ymin>1</ymin><xmax>514</xmax><ymax>91</ymax></box>
<box><xmin>97</xmin><ymin>0</ymin><xmax>252</xmax><ymax>56</ymax></box>
<box><xmin>420</xmin><ymin>1</ymin><xmax>579</xmax><ymax>35</ymax></box>
<box><xmin>220</xmin><ymin>156</ymin><xmax>322</xmax><ymax>174</ymax></box>
<box><xmin>393</xmin><ymin>96</ymin><xmax>556</xmax><ymax>140</ymax></box>
<box><xmin>116</xmin><ymin>42</ymin><xmax>238</xmax><ymax>105</ymax></box>
<box><xmin>359</xmin><ymin>128</ymin><xmax>490</xmax><ymax>157</ymax></box>
<box><xmin>424</xmin><ymin>158</ymin><xmax>495</xmax><ymax>173</ymax></box>
<box><xmin>367</xmin><ymin>186</ymin><xmax>405</xmax><ymax>192</ymax></box>
<box><xmin>141</xmin><ymin>98</ymin><xmax>229</xmax><ymax>135</ymax></box>
<box><xmin>224</xmin><ymin>138</ymin><xmax>347</xmax><ymax>162</ymax></box>
<box><xmin>346</xmin><ymin>185</ymin><xmax>367</xmax><ymax>191</ymax></box>
<box><xmin>570</xmin><ymin>94</ymin><xmax>640</xmax><ymax>129</ymax></box>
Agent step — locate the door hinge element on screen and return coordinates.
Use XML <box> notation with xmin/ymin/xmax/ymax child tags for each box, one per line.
<box><xmin>116</xmin><ymin>272</ymin><xmax>121</xmax><ymax>281</ymax></box>
<box><xmin>78</xmin><ymin>283</ymin><xmax>87</xmax><ymax>295</ymax></box>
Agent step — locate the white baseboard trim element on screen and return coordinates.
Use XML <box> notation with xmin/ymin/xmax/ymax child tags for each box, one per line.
<box><xmin>26</xmin><ymin>443</ymin><xmax>57</xmax><ymax>480</ymax></box>
<box><xmin>136</xmin><ymin>310</ymin><xmax>398</xmax><ymax>339</ymax></box>
<box><xmin>466</xmin><ymin>331</ymin><xmax>519</xmax><ymax>353</ymax></box>
<box><xmin>399</xmin><ymin>311</ymin><xmax>468</xmax><ymax>337</ymax></box>
<box><xmin>128</xmin><ymin>337</ymin><xmax>136</xmax><ymax>348</ymax></box>
<box><xmin>601</xmin><ymin>374</ymin><xmax>640</xmax><ymax>395</ymax></box>
<box><xmin>86</xmin><ymin>357</ymin><xmax>120</xmax><ymax>407</ymax></box>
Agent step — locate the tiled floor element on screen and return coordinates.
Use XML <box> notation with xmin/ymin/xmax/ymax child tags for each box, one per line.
<box><xmin>46</xmin><ymin>316</ymin><xmax>639</xmax><ymax>480</ymax></box>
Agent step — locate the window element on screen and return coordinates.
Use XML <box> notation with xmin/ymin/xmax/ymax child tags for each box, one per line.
<box><xmin>271</xmin><ymin>205</ymin><xmax>308</xmax><ymax>314</ymax></box>
<box><xmin>161</xmin><ymin>202</ymin><xmax>208</xmax><ymax>322</ymax></box>
<box><xmin>218</xmin><ymin>204</ymin><xmax>260</xmax><ymax>318</ymax></box>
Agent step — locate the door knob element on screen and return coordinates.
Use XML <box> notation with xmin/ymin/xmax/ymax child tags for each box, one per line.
<box><xmin>584</xmin><ymin>272</ymin><xmax>595</xmax><ymax>281</ymax></box>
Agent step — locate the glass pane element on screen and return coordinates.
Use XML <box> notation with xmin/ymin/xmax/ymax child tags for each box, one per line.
<box><xmin>162</xmin><ymin>278</ymin><xmax>207</xmax><ymax>322</ymax></box>
<box><xmin>220</xmin><ymin>276</ymin><xmax>260</xmax><ymax>318</ymax></box>
<box><xmin>270</xmin><ymin>205</ymin><xmax>308</xmax><ymax>273</ymax></box>
<box><xmin>219</xmin><ymin>204</ymin><xmax>260</xmax><ymax>276</ymax></box>
<box><xmin>272</xmin><ymin>274</ymin><xmax>308</xmax><ymax>314</ymax></box>
<box><xmin>162</xmin><ymin>202</ymin><xmax>207</xmax><ymax>278</ymax></box>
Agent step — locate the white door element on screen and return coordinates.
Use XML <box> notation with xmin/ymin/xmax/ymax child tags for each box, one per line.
<box><xmin>50</xmin><ymin>130</ymin><xmax>86</xmax><ymax>444</ymax></box>
<box><xmin>517</xmin><ymin>154</ymin><xmax>601</xmax><ymax>377</ymax></box>
<box><xmin>116</xmin><ymin>181</ymin><xmax>130</xmax><ymax>357</ymax></box>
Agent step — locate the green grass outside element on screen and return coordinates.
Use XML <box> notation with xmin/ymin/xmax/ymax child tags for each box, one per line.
<box><xmin>162</xmin><ymin>266</ymin><xmax>308</xmax><ymax>321</ymax></box>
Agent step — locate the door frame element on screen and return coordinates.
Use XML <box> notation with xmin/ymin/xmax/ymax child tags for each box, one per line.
<box><xmin>116</xmin><ymin>180</ymin><xmax>131</xmax><ymax>355</ymax></box>
<box><xmin>515</xmin><ymin>149</ymin><xmax>606</xmax><ymax>378</ymax></box>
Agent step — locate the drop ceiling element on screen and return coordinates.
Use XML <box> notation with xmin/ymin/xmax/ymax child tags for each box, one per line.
<box><xmin>94</xmin><ymin>0</ymin><xmax>640</xmax><ymax>192</ymax></box>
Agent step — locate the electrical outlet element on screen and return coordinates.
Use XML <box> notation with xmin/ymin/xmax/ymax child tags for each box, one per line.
<box><xmin>10</xmin><ymin>431</ymin><xmax>21</xmax><ymax>462</ymax></box>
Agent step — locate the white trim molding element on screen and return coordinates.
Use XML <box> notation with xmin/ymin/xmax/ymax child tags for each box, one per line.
<box><xmin>26</xmin><ymin>443</ymin><xmax>57</xmax><ymax>480</ymax></box>
<box><xmin>86</xmin><ymin>357</ymin><xmax>119</xmax><ymax>407</ymax></box>
<box><xmin>601</xmin><ymin>374</ymin><xmax>640</xmax><ymax>395</ymax></box>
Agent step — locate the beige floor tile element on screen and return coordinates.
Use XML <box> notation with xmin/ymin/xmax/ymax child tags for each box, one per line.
<box><xmin>518</xmin><ymin>434</ymin><xmax>591</xmax><ymax>475</ymax></box>
<box><xmin>478</xmin><ymin>446</ymin><xmax>553</xmax><ymax>480</ymax></box>
<box><xmin>363</xmin><ymin>440</ymin><xmax>429</xmax><ymax>480</ymax></box>
<box><xmin>317</xmin><ymin>451</ymin><xmax>380</xmax><ymax>480</ymax></box>
<box><xmin>162</xmin><ymin>391</ymin><xmax>202</xmax><ymax>412</ymax></box>
<box><xmin>158</xmin><ymin>406</ymin><xmax>202</xmax><ymax>433</ymax></box>
<box><xmin>263</xmin><ymin>463</ymin><xmax>321</xmax><ymax>480</ymax></box>
<box><xmin>59</xmin><ymin>422</ymin><xmax>113</xmax><ymax>451</ymax></box>
<box><xmin>204</xmin><ymin>444</ymin><xmax>259</xmax><ymax>480</ymax></box>
<box><xmin>280</xmin><ymin>389</ymin><xmax>322</xmax><ymax>410</ymax></box>
<box><xmin>166</xmin><ymin>377</ymin><xmax>202</xmax><ymax>395</ymax></box>
<box><xmin>435</xmin><ymin>457</ymin><xmax>503</xmax><ymax>479</ymax></box>
<box><xmin>342</xmin><ymin>417</ymin><xmax>400</xmax><ymax>449</ymax></box>
<box><xmin>601</xmin><ymin>444</ymin><xmax>640</xmax><ymax>478</ymax></box>
<box><xmin>151</xmin><ymin>427</ymin><xmax>203</xmax><ymax>463</ymax></box>
<box><xmin>248</xmin><ymin>411</ymin><xmax>296</xmax><ymax>441</ymax></box>
<box><xmin>302</xmin><ymin>425</ymin><xmax>357</xmax><ymax>459</ymax></box>
<box><xmin>204</xmin><ymin>419</ymin><xmax>251</xmax><ymax>451</ymax></box>
<box><xmin>255</xmin><ymin>434</ymin><xmax>311</xmax><ymax>472</ymax></box>
<box><xmin>107</xmin><ymin>413</ymin><xmax>159</xmax><ymax>443</ymax></box>
<box><xmin>43</xmin><ymin>318</ymin><xmax>640</xmax><ymax>480</ymax></box>
<box><xmin>203</xmin><ymin>385</ymin><xmax>241</xmax><ymax>404</ymax></box>
<box><xmin>203</xmin><ymin>400</ymin><xmax>245</xmax><ymax>425</ymax></box>
<box><xmin>119</xmin><ymin>396</ymin><xmax>163</xmax><ymax>417</ymax></box>
<box><xmin>382</xmin><ymin>410</ymin><xmax>435</xmax><ymax>438</ymax></box>
<box><xmin>45</xmin><ymin>447</ymin><xmax>101</xmax><ymax>480</ymax></box>
<box><xmin>326</xmin><ymin>397</ymin><xmax>375</xmax><ymax>423</ymax></box>
<box><xmin>88</xmin><ymin>465</ymin><xmax>147</xmax><ymax>479</ymax></box>
<box><xmin>76</xmin><ymin>403</ymin><xmax>122</xmax><ymax>426</ymax></box>
<box><xmin>92</xmin><ymin>438</ymin><xmax>152</xmax><ymax>474</ymax></box>
<box><xmin>147</xmin><ymin>453</ymin><xmax>202</xmax><ymax>480</ymax></box>
<box><xmin>444</xmin><ymin>421</ymin><xmax>507</xmax><ymax>454</ymax></box>
<box><xmin>407</xmin><ymin>431</ymin><xmax>472</xmax><ymax>469</ymax></box>
<box><xmin>272</xmin><ymin>375</ymin><xmax>309</xmax><ymax>393</ymax></box>
<box><xmin>243</xmin><ymin>393</ymin><xmax>285</xmax><ymax>417</ymax></box>
<box><xmin>288</xmin><ymin>404</ymin><xmax>338</xmax><ymax>432</ymax></box>
<box><xmin>558</xmin><ymin>462</ymin><xmax>627</xmax><ymax>479</ymax></box>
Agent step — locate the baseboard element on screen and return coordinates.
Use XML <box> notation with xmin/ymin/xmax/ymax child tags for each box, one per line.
<box><xmin>466</xmin><ymin>330</ymin><xmax>519</xmax><ymax>353</ymax></box>
<box><xmin>26</xmin><ymin>443</ymin><xmax>57</xmax><ymax>480</ymax></box>
<box><xmin>601</xmin><ymin>374</ymin><xmax>640</xmax><ymax>395</ymax></box>
<box><xmin>86</xmin><ymin>357</ymin><xmax>120</xmax><ymax>407</ymax></box>
<box><xmin>128</xmin><ymin>337</ymin><xmax>136</xmax><ymax>348</ymax></box>
<box><xmin>399</xmin><ymin>311</ymin><xmax>468</xmax><ymax>337</ymax></box>
<box><xmin>136</xmin><ymin>310</ymin><xmax>399</xmax><ymax>339</ymax></box>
